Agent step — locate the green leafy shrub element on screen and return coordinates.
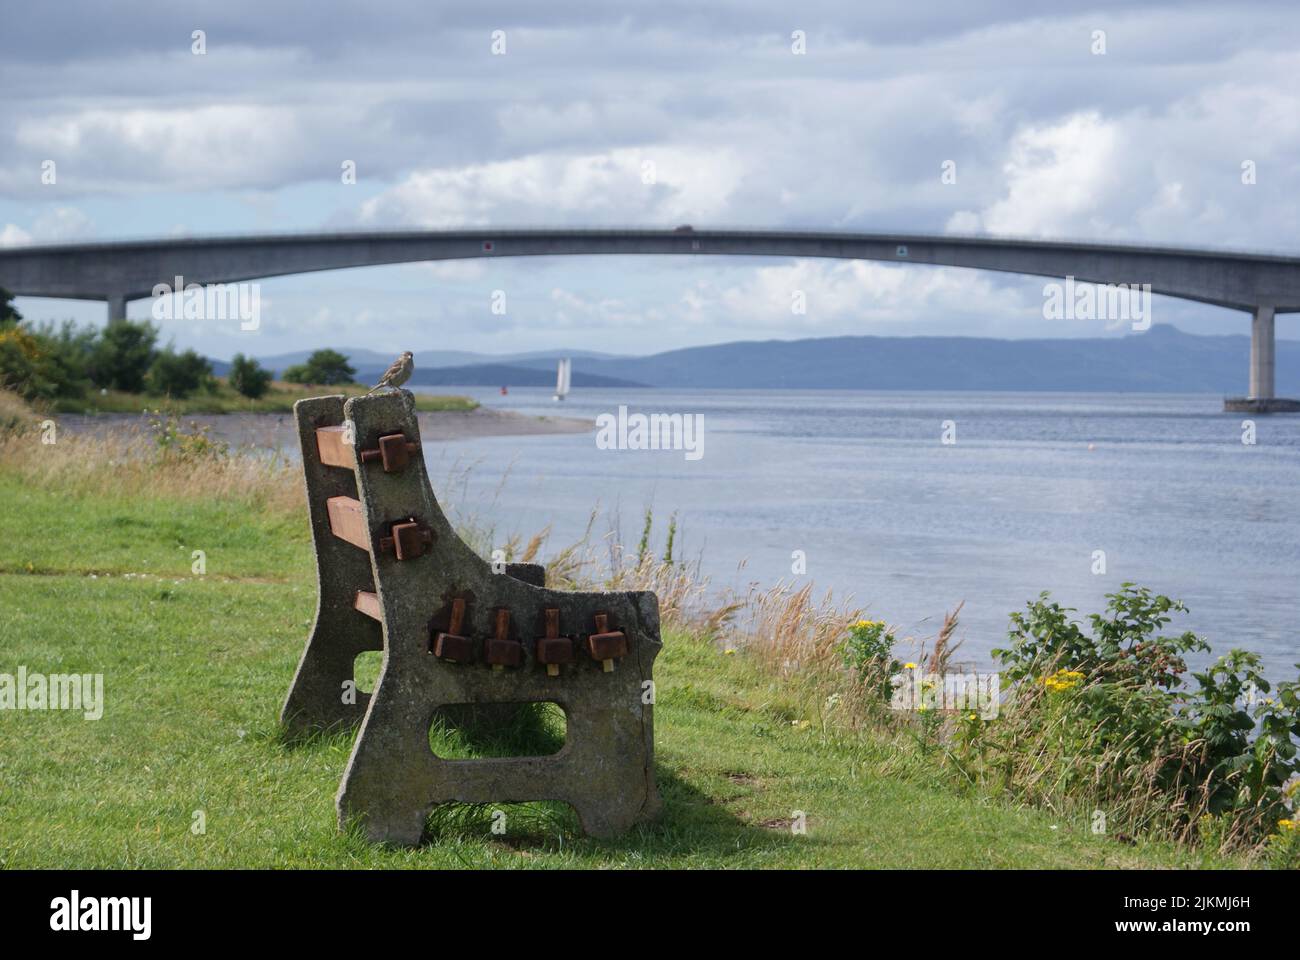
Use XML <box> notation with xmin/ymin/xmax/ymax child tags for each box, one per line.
<box><xmin>1263</xmin><ymin>813</ymin><xmax>1300</xmax><ymax>868</ymax></box>
<box><xmin>228</xmin><ymin>353</ymin><xmax>273</xmax><ymax>399</ymax></box>
<box><xmin>0</xmin><ymin>326</ymin><xmax>50</xmax><ymax>399</ymax></box>
<box><xmin>282</xmin><ymin>349</ymin><xmax>355</xmax><ymax>386</ymax></box>
<box><xmin>148</xmin><ymin>348</ymin><xmax>214</xmax><ymax>398</ymax></box>
<box><xmin>0</xmin><ymin>290</ymin><xmax>92</xmax><ymax>401</ymax></box>
<box><xmin>0</xmin><ymin>286</ymin><xmax>21</xmax><ymax>329</ymax></box>
<box><xmin>840</xmin><ymin>618</ymin><xmax>900</xmax><ymax>705</ymax></box>
<box><xmin>1177</xmin><ymin>650</ymin><xmax>1300</xmax><ymax>824</ymax></box>
<box><xmin>961</xmin><ymin>584</ymin><xmax>1300</xmax><ymax>849</ymax></box>
<box><xmin>90</xmin><ymin>318</ymin><xmax>158</xmax><ymax>392</ymax></box>
<box><xmin>0</xmin><ymin>322</ymin><xmax>92</xmax><ymax>402</ymax></box>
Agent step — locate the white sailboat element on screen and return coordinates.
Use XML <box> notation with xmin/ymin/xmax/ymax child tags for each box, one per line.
<box><xmin>553</xmin><ymin>357</ymin><xmax>571</xmax><ymax>402</ymax></box>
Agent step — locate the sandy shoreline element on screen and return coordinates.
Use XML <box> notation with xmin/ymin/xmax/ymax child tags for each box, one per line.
<box><xmin>55</xmin><ymin>408</ymin><xmax>593</xmax><ymax>449</ymax></box>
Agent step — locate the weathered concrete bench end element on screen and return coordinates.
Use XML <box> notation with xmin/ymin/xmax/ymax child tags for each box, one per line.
<box><xmin>281</xmin><ymin>390</ymin><xmax>662</xmax><ymax>843</ymax></box>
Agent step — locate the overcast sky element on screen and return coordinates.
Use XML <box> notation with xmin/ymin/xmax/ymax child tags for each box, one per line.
<box><xmin>1</xmin><ymin>1</ymin><xmax>1297</xmax><ymax>359</ymax></box>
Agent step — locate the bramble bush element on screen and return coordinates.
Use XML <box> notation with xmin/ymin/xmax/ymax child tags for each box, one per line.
<box><xmin>957</xmin><ymin>584</ymin><xmax>1300</xmax><ymax>853</ymax></box>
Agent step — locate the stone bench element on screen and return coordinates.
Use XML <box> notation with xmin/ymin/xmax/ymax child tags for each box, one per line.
<box><xmin>280</xmin><ymin>391</ymin><xmax>662</xmax><ymax>844</ymax></box>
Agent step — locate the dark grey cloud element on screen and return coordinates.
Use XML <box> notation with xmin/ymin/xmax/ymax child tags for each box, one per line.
<box><xmin>2</xmin><ymin>1</ymin><xmax>1226</xmax><ymax>63</ymax></box>
<box><xmin>2</xmin><ymin>0</ymin><xmax>1297</xmax><ymax>356</ymax></box>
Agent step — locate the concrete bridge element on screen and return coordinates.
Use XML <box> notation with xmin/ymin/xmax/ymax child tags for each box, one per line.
<box><xmin>1</xmin><ymin>228</ymin><xmax>1296</xmax><ymax>410</ymax></box>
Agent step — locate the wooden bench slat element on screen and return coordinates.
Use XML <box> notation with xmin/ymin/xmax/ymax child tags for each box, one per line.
<box><xmin>315</xmin><ymin>425</ymin><xmax>355</xmax><ymax>469</ymax></box>
<box><xmin>353</xmin><ymin>591</ymin><xmax>382</xmax><ymax>621</ymax></box>
<box><xmin>326</xmin><ymin>496</ymin><xmax>369</xmax><ymax>550</ymax></box>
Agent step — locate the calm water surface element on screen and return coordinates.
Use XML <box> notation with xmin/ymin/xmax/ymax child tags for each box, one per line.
<box><xmin>417</xmin><ymin>387</ymin><xmax>1300</xmax><ymax>680</ymax></box>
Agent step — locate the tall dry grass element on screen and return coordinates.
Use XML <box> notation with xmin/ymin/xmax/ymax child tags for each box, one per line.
<box><xmin>0</xmin><ymin>387</ymin><xmax>38</xmax><ymax>434</ymax></box>
<box><xmin>481</xmin><ymin>503</ymin><xmax>874</xmax><ymax>696</ymax></box>
<box><xmin>0</xmin><ymin>394</ymin><xmax>954</xmax><ymax>728</ymax></box>
<box><xmin>732</xmin><ymin>581</ymin><xmax>860</xmax><ymax>677</ymax></box>
<box><xmin>0</xmin><ymin>401</ymin><xmax>302</xmax><ymax>514</ymax></box>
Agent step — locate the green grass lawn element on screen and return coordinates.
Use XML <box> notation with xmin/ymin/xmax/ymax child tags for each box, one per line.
<box><xmin>47</xmin><ymin>379</ymin><xmax>478</xmax><ymax>415</ymax></box>
<box><xmin>0</xmin><ymin>477</ymin><xmax>1245</xmax><ymax>868</ymax></box>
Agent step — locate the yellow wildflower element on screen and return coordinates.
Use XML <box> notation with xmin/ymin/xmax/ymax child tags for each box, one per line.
<box><xmin>1043</xmin><ymin>669</ymin><xmax>1085</xmax><ymax>692</ymax></box>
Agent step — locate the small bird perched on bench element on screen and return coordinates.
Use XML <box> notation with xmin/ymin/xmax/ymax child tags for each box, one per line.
<box><xmin>367</xmin><ymin>351</ymin><xmax>414</xmax><ymax>393</ymax></box>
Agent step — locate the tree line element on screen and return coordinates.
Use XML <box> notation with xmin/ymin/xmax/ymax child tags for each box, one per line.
<box><xmin>0</xmin><ymin>287</ymin><xmax>358</xmax><ymax>402</ymax></box>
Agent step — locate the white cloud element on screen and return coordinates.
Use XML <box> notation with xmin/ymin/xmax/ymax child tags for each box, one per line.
<box><xmin>946</xmin><ymin>79</ymin><xmax>1300</xmax><ymax>246</ymax></box>
<box><xmin>680</xmin><ymin>259</ymin><xmax>1028</xmax><ymax>334</ymax></box>
<box><xmin>358</xmin><ymin>147</ymin><xmax>743</xmax><ymax>227</ymax></box>
<box><xmin>0</xmin><ymin>224</ymin><xmax>33</xmax><ymax>247</ymax></box>
<box><xmin>946</xmin><ymin>111</ymin><xmax>1124</xmax><ymax>238</ymax></box>
<box><xmin>11</xmin><ymin>105</ymin><xmax>321</xmax><ymax>193</ymax></box>
<box><xmin>415</xmin><ymin>261</ymin><xmax>487</xmax><ymax>281</ymax></box>
<box><xmin>548</xmin><ymin>286</ymin><xmax>660</xmax><ymax>329</ymax></box>
<box><xmin>32</xmin><ymin>206</ymin><xmax>95</xmax><ymax>240</ymax></box>
<box><xmin>0</xmin><ymin>207</ymin><xmax>93</xmax><ymax>246</ymax></box>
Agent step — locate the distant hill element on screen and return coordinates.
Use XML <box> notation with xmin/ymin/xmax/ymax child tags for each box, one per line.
<box><xmin>401</xmin><ymin>364</ymin><xmax>644</xmax><ymax>389</ymax></box>
<box><xmin>564</xmin><ymin>325</ymin><xmax>1298</xmax><ymax>394</ymax></box>
<box><xmin>211</xmin><ymin>326</ymin><xmax>1298</xmax><ymax>394</ymax></box>
<box><xmin>212</xmin><ymin>346</ymin><xmax>622</xmax><ymax>378</ymax></box>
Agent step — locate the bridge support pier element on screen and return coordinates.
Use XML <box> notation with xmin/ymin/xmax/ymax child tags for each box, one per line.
<box><xmin>1225</xmin><ymin>304</ymin><xmax>1299</xmax><ymax>413</ymax></box>
<box><xmin>1250</xmin><ymin>304</ymin><xmax>1275</xmax><ymax>400</ymax></box>
<box><xmin>106</xmin><ymin>294</ymin><xmax>127</xmax><ymax>323</ymax></box>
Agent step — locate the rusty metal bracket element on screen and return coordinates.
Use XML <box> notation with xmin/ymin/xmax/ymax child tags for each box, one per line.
<box><xmin>535</xmin><ymin>607</ymin><xmax>575</xmax><ymax>677</ymax></box>
<box><xmin>484</xmin><ymin>607</ymin><xmax>523</xmax><ymax>670</ymax></box>
<box><xmin>378</xmin><ymin>518</ymin><xmax>433</xmax><ymax>560</ymax></box>
<box><xmin>433</xmin><ymin>597</ymin><xmax>475</xmax><ymax>663</ymax></box>
<box><xmin>586</xmin><ymin>612</ymin><xmax>629</xmax><ymax>672</ymax></box>
<box><xmin>359</xmin><ymin>432</ymin><xmax>420</xmax><ymax>473</ymax></box>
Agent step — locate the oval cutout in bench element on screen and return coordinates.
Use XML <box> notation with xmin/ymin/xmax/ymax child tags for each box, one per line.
<box><xmin>430</xmin><ymin>702</ymin><xmax>567</xmax><ymax>759</ymax></box>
